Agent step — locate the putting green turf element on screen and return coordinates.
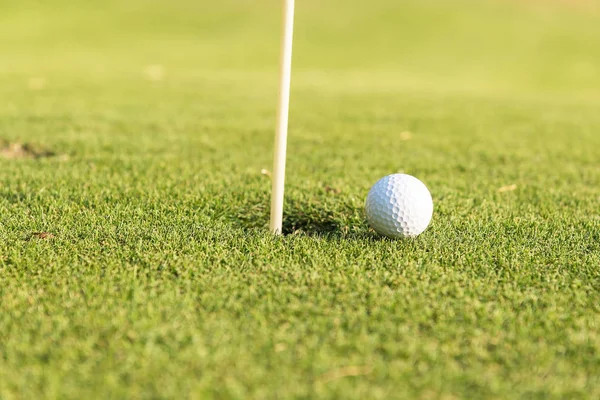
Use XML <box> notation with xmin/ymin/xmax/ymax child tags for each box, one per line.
<box><xmin>1</xmin><ymin>0</ymin><xmax>600</xmax><ymax>398</ymax></box>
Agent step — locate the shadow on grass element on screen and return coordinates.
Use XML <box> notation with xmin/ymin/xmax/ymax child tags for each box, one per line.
<box><xmin>230</xmin><ymin>194</ymin><xmax>380</xmax><ymax>240</ymax></box>
<box><xmin>282</xmin><ymin>211</ymin><xmax>339</xmax><ymax>236</ymax></box>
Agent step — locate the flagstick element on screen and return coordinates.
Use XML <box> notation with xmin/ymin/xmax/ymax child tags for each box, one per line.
<box><xmin>270</xmin><ymin>0</ymin><xmax>295</xmax><ymax>234</ymax></box>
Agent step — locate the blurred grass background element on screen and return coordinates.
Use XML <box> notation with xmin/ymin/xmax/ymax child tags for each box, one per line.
<box><xmin>1</xmin><ymin>0</ymin><xmax>599</xmax><ymax>92</ymax></box>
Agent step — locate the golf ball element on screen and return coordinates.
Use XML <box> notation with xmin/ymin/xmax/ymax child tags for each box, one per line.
<box><xmin>365</xmin><ymin>174</ymin><xmax>433</xmax><ymax>238</ymax></box>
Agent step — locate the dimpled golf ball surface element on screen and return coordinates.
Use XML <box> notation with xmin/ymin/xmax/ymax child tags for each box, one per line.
<box><xmin>365</xmin><ymin>174</ymin><xmax>433</xmax><ymax>238</ymax></box>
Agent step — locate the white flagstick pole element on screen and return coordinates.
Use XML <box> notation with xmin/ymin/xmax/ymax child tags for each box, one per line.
<box><xmin>270</xmin><ymin>0</ymin><xmax>295</xmax><ymax>234</ymax></box>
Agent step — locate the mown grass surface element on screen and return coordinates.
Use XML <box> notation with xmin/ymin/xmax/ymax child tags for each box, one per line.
<box><xmin>1</xmin><ymin>0</ymin><xmax>599</xmax><ymax>398</ymax></box>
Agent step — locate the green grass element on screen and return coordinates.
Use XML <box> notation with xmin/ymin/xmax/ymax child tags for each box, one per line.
<box><xmin>1</xmin><ymin>0</ymin><xmax>600</xmax><ymax>398</ymax></box>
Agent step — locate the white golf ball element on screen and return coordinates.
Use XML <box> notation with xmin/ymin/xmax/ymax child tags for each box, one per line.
<box><xmin>365</xmin><ymin>174</ymin><xmax>433</xmax><ymax>238</ymax></box>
